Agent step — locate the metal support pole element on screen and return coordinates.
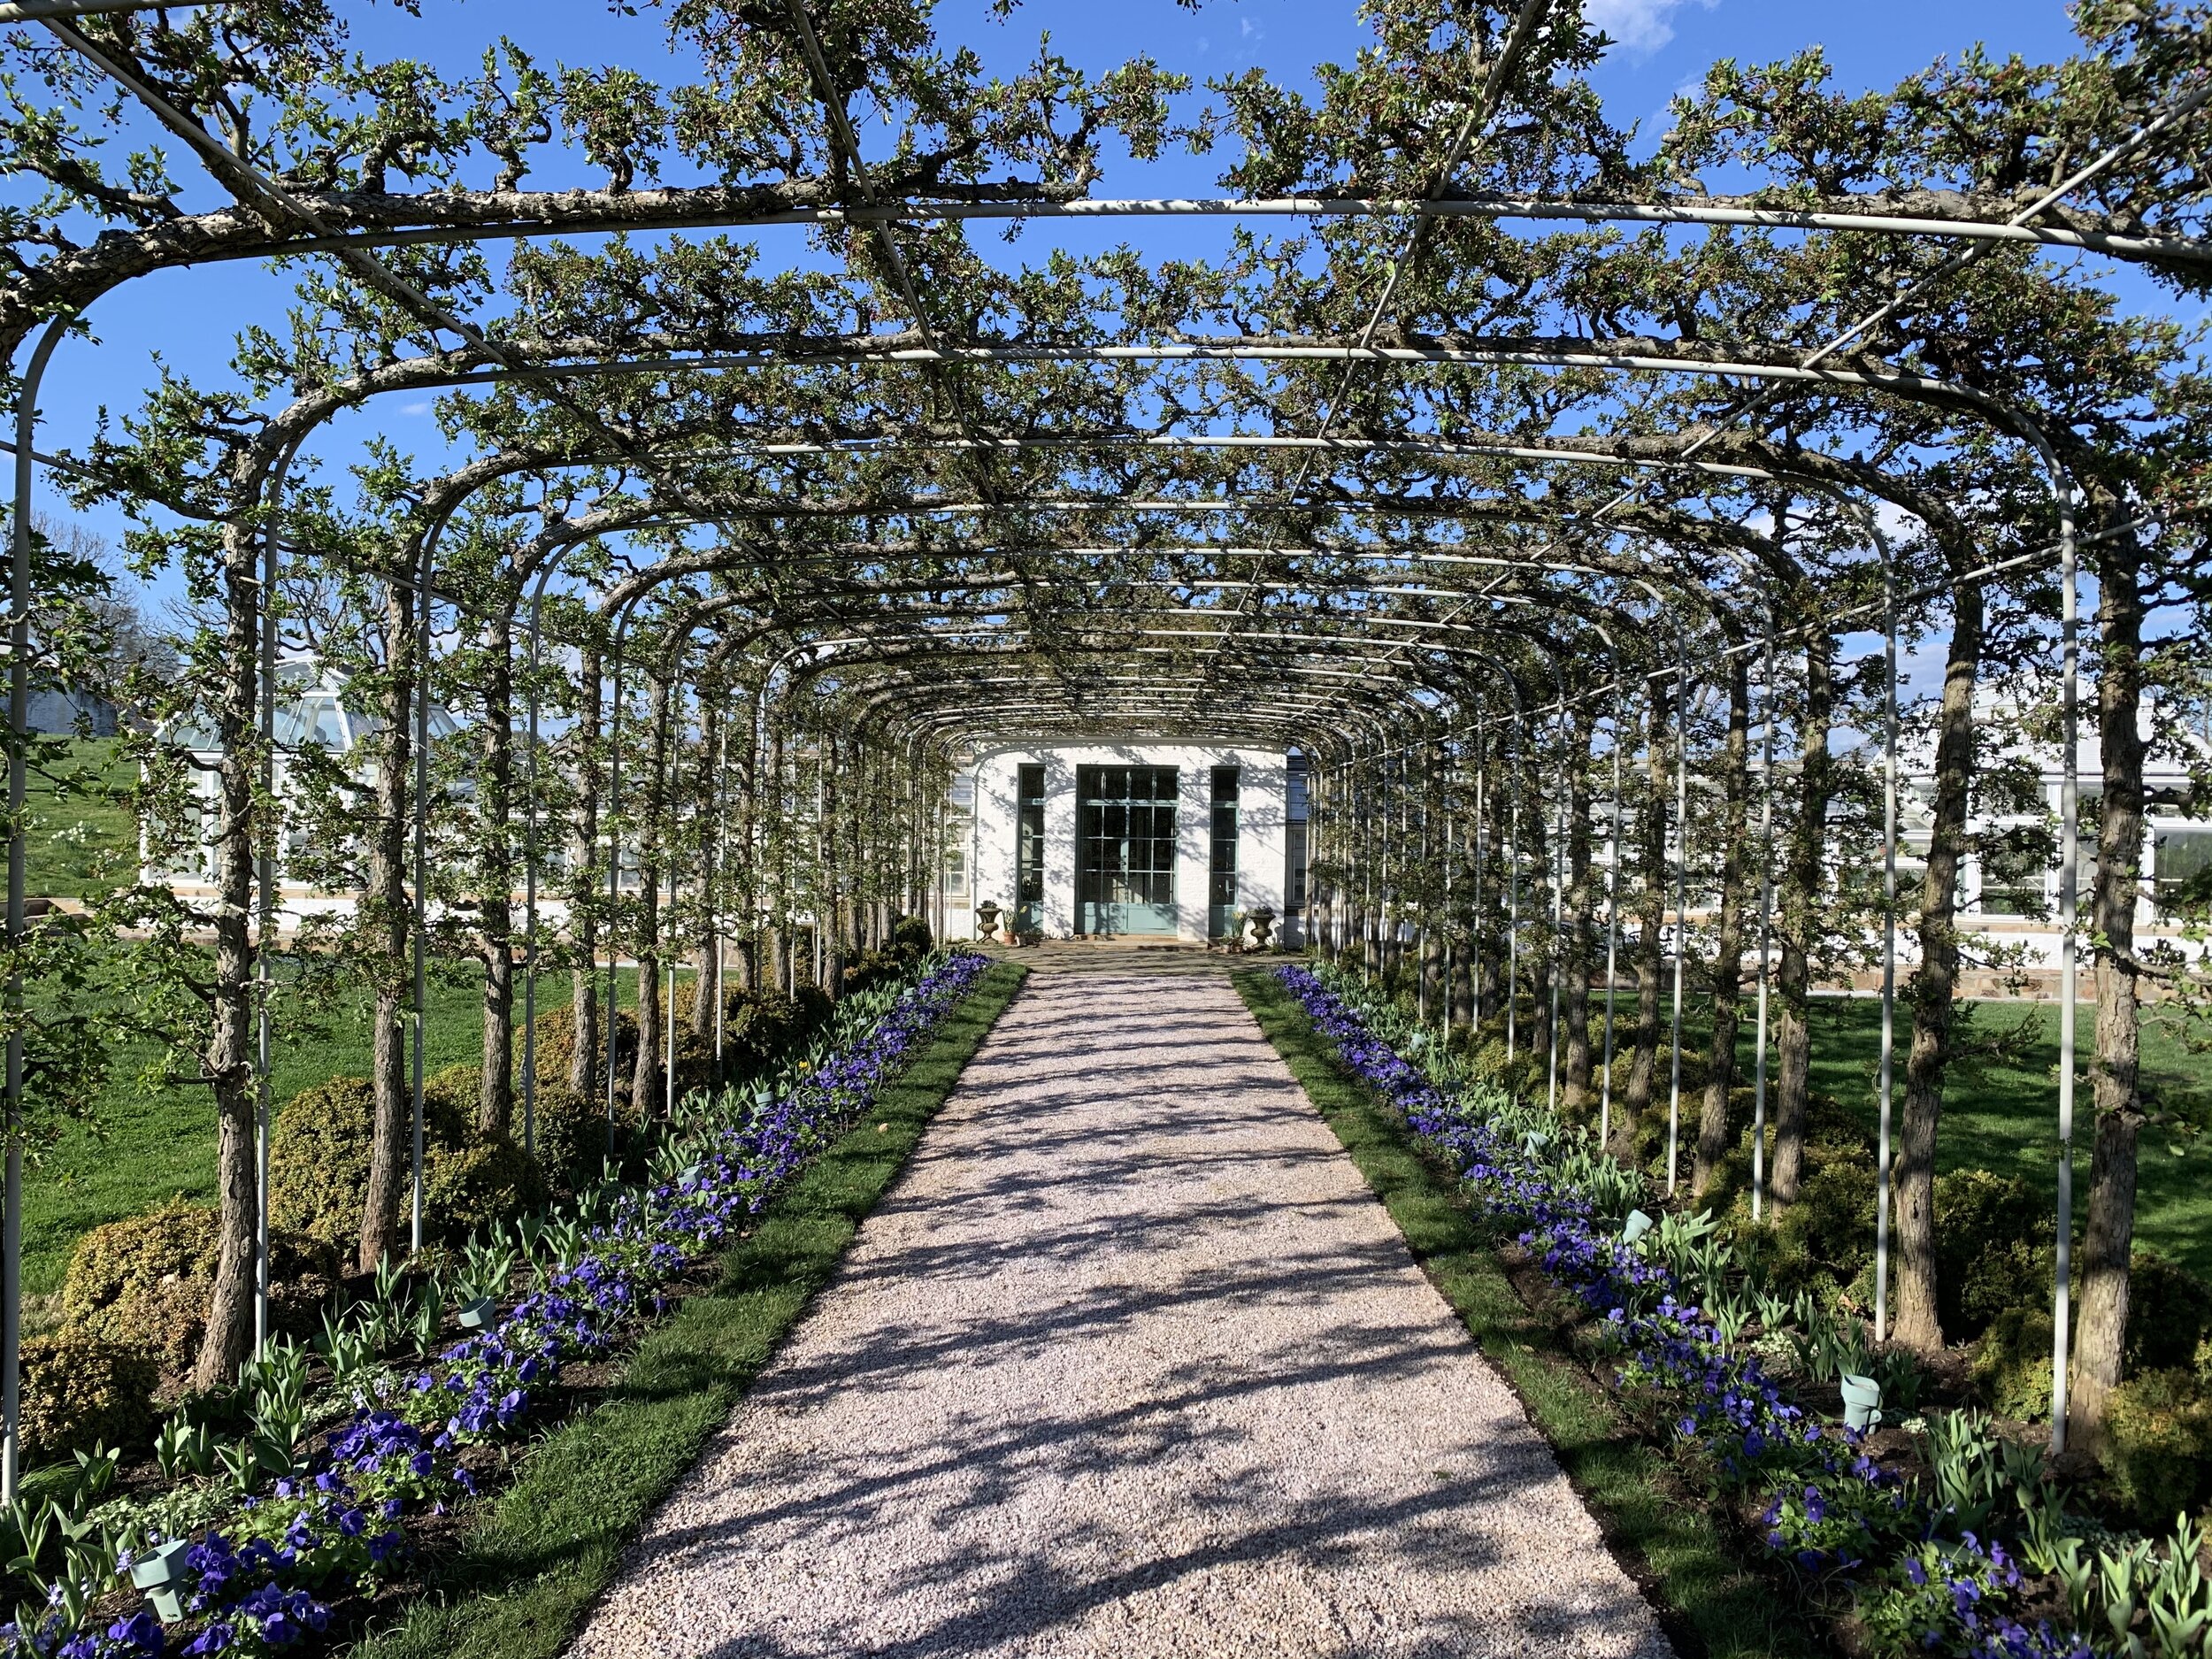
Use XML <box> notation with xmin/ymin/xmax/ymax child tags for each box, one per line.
<box><xmin>410</xmin><ymin>562</ymin><xmax>431</xmax><ymax>1255</ymax></box>
<box><xmin>1600</xmin><ymin>664</ymin><xmax>1624</xmax><ymax>1154</ymax></box>
<box><xmin>1417</xmin><ymin>748</ymin><xmax>1430</xmax><ymax>1024</ymax></box>
<box><xmin>1471</xmin><ymin>710</ymin><xmax>1486</xmax><ymax>1033</ymax></box>
<box><xmin>253</xmin><ymin>449</ymin><xmax>286</xmax><ymax>1355</ymax></box>
<box><xmin>1547</xmin><ymin>692</ymin><xmax>1568</xmax><ymax>1116</ymax></box>
<box><xmin>1665</xmin><ymin>630</ymin><xmax>1691</xmax><ymax>1196</ymax></box>
<box><xmin>2053</xmin><ymin>478</ymin><xmax>2070</xmax><ymax>1451</ymax></box>
<box><xmin>1505</xmin><ymin>766</ymin><xmax>1520</xmax><ymax>1060</ymax></box>
<box><xmin>518</xmin><ymin>559</ymin><xmax>566</xmax><ymax>1159</ymax></box>
<box><xmin>1876</xmin><ymin>564</ymin><xmax>1899</xmax><ymax>1344</ymax></box>
<box><xmin>1752</xmin><ymin>604</ymin><xmax>1777</xmax><ymax>1221</ymax></box>
<box><xmin>713</xmin><ymin>703</ymin><xmax>728</xmax><ymax>1086</ymax></box>
<box><xmin>4</xmin><ymin>315</ymin><xmax>67</xmax><ymax>1503</ymax></box>
<box><xmin>1441</xmin><ymin>743</ymin><xmax>1455</xmax><ymax>1026</ymax></box>
<box><xmin>604</xmin><ymin>602</ymin><xmax>646</xmax><ymax>1158</ymax></box>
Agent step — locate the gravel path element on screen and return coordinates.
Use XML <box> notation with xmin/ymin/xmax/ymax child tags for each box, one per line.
<box><xmin>569</xmin><ymin>969</ymin><xmax>1674</xmax><ymax>1659</ymax></box>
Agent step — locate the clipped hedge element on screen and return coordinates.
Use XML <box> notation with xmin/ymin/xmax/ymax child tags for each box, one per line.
<box><xmin>683</xmin><ymin>983</ymin><xmax>832</xmax><ymax>1080</ymax></box>
<box><xmin>2125</xmin><ymin>1247</ymin><xmax>2212</xmax><ymax>1375</ymax></box>
<box><xmin>2105</xmin><ymin>1367</ymin><xmax>2212</xmax><ymax>1523</ymax></box>
<box><xmin>523</xmin><ymin>1002</ymin><xmax>639</xmax><ymax>1106</ymax></box>
<box><xmin>60</xmin><ymin>1197</ymin><xmax>334</xmax><ymax>1369</ymax></box>
<box><xmin>518</xmin><ymin>1081</ymin><xmax>636</xmax><ymax>1194</ymax></box>
<box><xmin>1932</xmin><ymin>1168</ymin><xmax>2053</xmax><ymax>1340</ymax></box>
<box><xmin>271</xmin><ymin>1066</ymin><xmax>544</xmax><ymax>1250</ymax></box>
<box><xmin>19</xmin><ymin>1330</ymin><xmax>158</xmax><ymax>1463</ymax></box>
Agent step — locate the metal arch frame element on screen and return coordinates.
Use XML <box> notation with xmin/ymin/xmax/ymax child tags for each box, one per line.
<box><xmin>803</xmin><ymin>647</ymin><xmax>1461</xmax><ymax>756</ymax></box>
<box><xmin>0</xmin><ymin>7</ymin><xmax>2117</xmax><ymax>1485</ymax></box>
<box><xmin>153</xmin><ymin>192</ymin><xmax>2212</xmax><ymax>275</ymax></box>
<box><xmin>267</xmin><ymin>394</ymin><xmax>1867</xmax><ymax>1239</ymax></box>
<box><xmin>774</xmin><ymin>641</ymin><xmax>1417</xmax><ymax>934</ymax></box>
<box><xmin>382</xmin><ymin>430</ymin><xmax>1813</xmax><ymax>1167</ymax></box>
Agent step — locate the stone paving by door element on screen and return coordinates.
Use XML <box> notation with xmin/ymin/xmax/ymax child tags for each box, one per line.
<box><xmin>569</xmin><ymin>965</ymin><xmax>1674</xmax><ymax>1659</ymax></box>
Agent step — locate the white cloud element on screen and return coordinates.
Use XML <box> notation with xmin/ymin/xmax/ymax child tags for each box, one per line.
<box><xmin>400</xmin><ymin>401</ymin><xmax>431</xmax><ymax>416</ymax></box>
<box><xmin>1586</xmin><ymin>0</ymin><xmax>1715</xmax><ymax>58</ymax></box>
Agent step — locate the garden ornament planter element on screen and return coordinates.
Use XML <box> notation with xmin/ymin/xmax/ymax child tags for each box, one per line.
<box><xmin>1248</xmin><ymin>906</ymin><xmax>1276</xmax><ymax>948</ymax></box>
<box><xmin>1840</xmin><ymin>1373</ymin><xmax>1884</xmax><ymax>1433</ymax></box>
<box><xmin>456</xmin><ymin>1297</ymin><xmax>498</xmax><ymax>1331</ymax></box>
<box><xmin>1619</xmin><ymin>1209</ymin><xmax>1654</xmax><ymax>1247</ymax></box>
<box><xmin>975</xmin><ymin>902</ymin><xmax>1002</xmax><ymax>942</ymax></box>
<box><xmin>133</xmin><ymin>1539</ymin><xmax>192</xmax><ymax>1624</ymax></box>
<box><xmin>128</xmin><ymin>1538</ymin><xmax>190</xmax><ymax>1594</ymax></box>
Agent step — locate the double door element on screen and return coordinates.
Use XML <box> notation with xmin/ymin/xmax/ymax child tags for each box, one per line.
<box><xmin>1077</xmin><ymin>765</ymin><xmax>1179</xmax><ymax>935</ymax></box>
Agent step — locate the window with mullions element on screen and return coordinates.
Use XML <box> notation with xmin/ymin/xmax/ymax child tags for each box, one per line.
<box><xmin>1209</xmin><ymin>765</ymin><xmax>1239</xmax><ymax>938</ymax></box>
<box><xmin>1077</xmin><ymin>764</ymin><xmax>1179</xmax><ymax>934</ymax></box>
<box><xmin>1015</xmin><ymin>764</ymin><xmax>1046</xmax><ymax>930</ymax></box>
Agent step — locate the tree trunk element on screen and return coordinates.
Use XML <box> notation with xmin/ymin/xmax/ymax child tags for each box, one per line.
<box><xmin>2070</xmin><ymin>498</ymin><xmax>2149</xmax><ymax>1455</ymax></box>
<box><xmin>1694</xmin><ymin>655</ymin><xmax>1752</xmax><ymax>1197</ymax></box>
<box><xmin>357</xmin><ymin>580</ymin><xmax>414</xmax><ymax>1277</ymax></box>
<box><xmin>192</xmin><ymin>533</ymin><xmax>263</xmax><ymax>1391</ymax></box>
<box><xmin>1894</xmin><ymin>580</ymin><xmax>1983</xmax><ymax>1351</ymax></box>
<box><xmin>1617</xmin><ymin>681</ymin><xmax>1670</xmax><ymax>1163</ymax></box>
<box><xmin>1772</xmin><ymin>636</ymin><xmax>1832</xmax><ymax>1207</ymax></box>
<box><xmin>478</xmin><ymin>604</ymin><xmax>514</xmax><ymax>1139</ymax></box>
<box><xmin>568</xmin><ymin>645</ymin><xmax>603</xmax><ymax>1100</ymax></box>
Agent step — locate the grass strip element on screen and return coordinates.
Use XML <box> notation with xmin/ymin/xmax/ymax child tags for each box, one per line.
<box><xmin>1234</xmin><ymin>967</ymin><xmax>1827</xmax><ymax>1659</ymax></box>
<box><xmin>349</xmin><ymin>958</ymin><xmax>1028</xmax><ymax>1659</ymax></box>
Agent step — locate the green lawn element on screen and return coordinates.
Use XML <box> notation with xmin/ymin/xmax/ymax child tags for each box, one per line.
<box><xmin>21</xmin><ymin>736</ymin><xmax>137</xmax><ymax>901</ymax></box>
<box><xmin>24</xmin><ymin>974</ymin><xmax>487</xmax><ymax>1298</ymax></box>
<box><xmin>1591</xmin><ymin>991</ymin><xmax>2212</xmax><ymax>1281</ymax></box>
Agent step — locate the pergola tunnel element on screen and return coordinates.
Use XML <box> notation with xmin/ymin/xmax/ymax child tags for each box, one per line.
<box><xmin>2</xmin><ymin>0</ymin><xmax>2210</xmax><ymax>1655</ymax></box>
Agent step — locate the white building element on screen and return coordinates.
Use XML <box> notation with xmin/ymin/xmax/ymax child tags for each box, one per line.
<box><xmin>147</xmin><ymin>658</ymin><xmax>465</xmax><ymax>925</ymax></box>
<box><xmin>943</xmin><ymin>744</ymin><xmax>1309</xmax><ymax>945</ymax></box>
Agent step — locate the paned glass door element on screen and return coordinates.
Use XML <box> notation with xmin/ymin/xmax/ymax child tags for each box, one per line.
<box><xmin>1208</xmin><ymin>764</ymin><xmax>1240</xmax><ymax>940</ymax></box>
<box><xmin>1077</xmin><ymin>765</ymin><xmax>1179</xmax><ymax>934</ymax></box>
<box><xmin>1014</xmin><ymin>764</ymin><xmax>1046</xmax><ymax>933</ymax></box>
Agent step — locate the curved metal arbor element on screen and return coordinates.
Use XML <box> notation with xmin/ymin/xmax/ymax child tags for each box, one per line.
<box><xmin>4</xmin><ymin>0</ymin><xmax>2204</xmax><ymax>1491</ymax></box>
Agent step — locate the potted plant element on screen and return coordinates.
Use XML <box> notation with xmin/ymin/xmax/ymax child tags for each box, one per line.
<box><xmin>1247</xmin><ymin>905</ymin><xmax>1277</xmax><ymax>949</ymax></box>
<box><xmin>975</xmin><ymin>900</ymin><xmax>1002</xmax><ymax>941</ymax></box>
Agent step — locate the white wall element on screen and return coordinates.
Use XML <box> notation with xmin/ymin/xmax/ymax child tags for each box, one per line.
<box><xmin>956</xmin><ymin>743</ymin><xmax>1290</xmax><ymax>942</ymax></box>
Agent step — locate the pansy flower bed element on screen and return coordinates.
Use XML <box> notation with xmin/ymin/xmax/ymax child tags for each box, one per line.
<box><xmin>4</xmin><ymin>949</ymin><xmax>995</xmax><ymax>1659</ymax></box>
<box><xmin>1271</xmin><ymin>963</ymin><xmax>2183</xmax><ymax>1659</ymax></box>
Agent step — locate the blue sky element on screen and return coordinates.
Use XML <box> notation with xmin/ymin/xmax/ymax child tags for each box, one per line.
<box><xmin>19</xmin><ymin>0</ymin><xmax>2176</xmax><ymax>622</ymax></box>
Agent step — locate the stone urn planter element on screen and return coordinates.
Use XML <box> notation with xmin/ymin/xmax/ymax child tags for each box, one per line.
<box><xmin>1247</xmin><ymin>905</ymin><xmax>1278</xmax><ymax>949</ymax></box>
<box><xmin>975</xmin><ymin>901</ymin><xmax>1002</xmax><ymax>942</ymax></box>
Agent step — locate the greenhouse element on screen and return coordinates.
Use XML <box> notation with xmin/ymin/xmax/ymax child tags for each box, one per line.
<box><xmin>2</xmin><ymin>0</ymin><xmax>2211</xmax><ymax>1655</ymax></box>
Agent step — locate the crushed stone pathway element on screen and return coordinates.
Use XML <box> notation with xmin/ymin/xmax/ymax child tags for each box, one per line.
<box><xmin>569</xmin><ymin>967</ymin><xmax>1674</xmax><ymax>1659</ymax></box>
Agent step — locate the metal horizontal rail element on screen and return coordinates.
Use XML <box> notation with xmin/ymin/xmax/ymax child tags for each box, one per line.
<box><xmin>185</xmin><ymin>194</ymin><xmax>2212</xmax><ymax>271</ymax></box>
<box><xmin>0</xmin><ymin>0</ymin><xmax>199</xmax><ymax>19</ymax></box>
